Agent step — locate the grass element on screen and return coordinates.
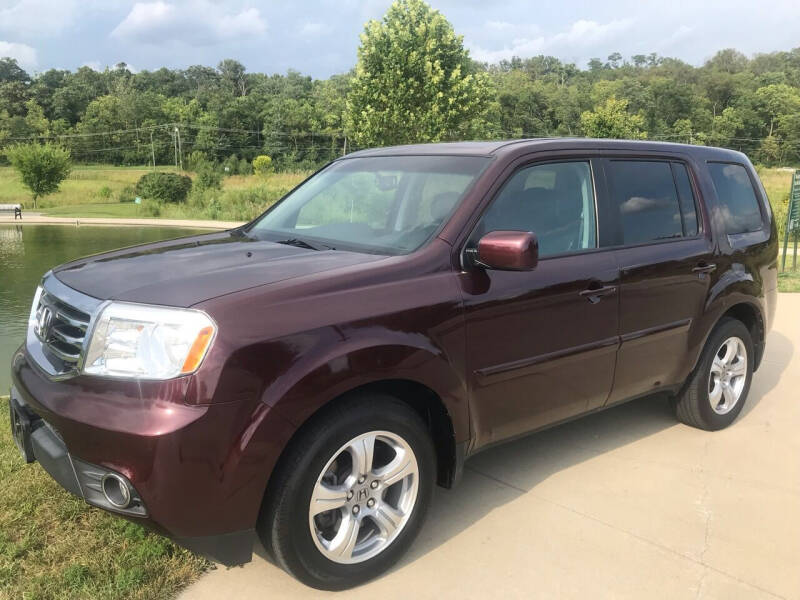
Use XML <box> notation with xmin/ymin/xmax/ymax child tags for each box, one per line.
<box><xmin>778</xmin><ymin>269</ymin><xmax>800</xmax><ymax>292</ymax></box>
<box><xmin>0</xmin><ymin>396</ymin><xmax>209</xmax><ymax>599</ymax></box>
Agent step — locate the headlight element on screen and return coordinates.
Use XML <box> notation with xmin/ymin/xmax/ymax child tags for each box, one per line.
<box><xmin>83</xmin><ymin>302</ymin><xmax>216</xmax><ymax>380</ymax></box>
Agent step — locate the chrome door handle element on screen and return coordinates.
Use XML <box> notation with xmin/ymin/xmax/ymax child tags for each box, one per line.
<box><xmin>692</xmin><ymin>263</ymin><xmax>717</xmax><ymax>274</ymax></box>
<box><xmin>579</xmin><ymin>285</ymin><xmax>617</xmax><ymax>304</ymax></box>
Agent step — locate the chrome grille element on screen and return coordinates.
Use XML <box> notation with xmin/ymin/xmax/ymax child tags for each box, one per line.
<box><xmin>34</xmin><ymin>291</ymin><xmax>90</xmax><ymax>366</ymax></box>
<box><xmin>27</xmin><ymin>273</ymin><xmax>103</xmax><ymax>379</ymax></box>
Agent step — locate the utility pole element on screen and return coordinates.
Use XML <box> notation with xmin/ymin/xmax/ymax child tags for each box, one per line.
<box><xmin>150</xmin><ymin>129</ymin><xmax>156</xmax><ymax>171</ymax></box>
<box><xmin>173</xmin><ymin>128</ymin><xmax>178</xmax><ymax>170</ymax></box>
<box><xmin>174</xmin><ymin>126</ymin><xmax>183</xmax><ymax>171</ymax></box>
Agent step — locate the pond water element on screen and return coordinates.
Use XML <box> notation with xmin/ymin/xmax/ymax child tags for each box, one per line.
<box><xmin>0</xmin><ymin>224</ymin><xmax>206</xmax><ymax>392</ymax></box>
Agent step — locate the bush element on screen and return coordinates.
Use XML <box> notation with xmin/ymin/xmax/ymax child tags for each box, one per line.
<box><xmin>238</xmin><ymin>157</ymin><xmax>252</xmax><ymax>175</ymax></box>
<box><xmin>195</xmin><ymin>164</ymin><xmax>223</xmax><ymax>191</ymax></box>
<box><xmin>222</xmin><ymin>154</ymin><xmax>240</xmax><ymax>176</ymax></box>
<box><xmin>98</xmin><ymin>185</ymin><xmax>112</xmax><ymax>199</ymax></box>
<box><xmin>252</xmin><ymin>155</ymin><xmax>273</xmax><ymax>177</ymax></box>
<box><xmin>134</xmin><ymin>172</ymin><xmax>192</xmax><ymax>203</ymax></box>
<box><xmin>118</xmin><ymin>185</ymin><xmax>135</xmax><ymax>203</ymax></box>
<box><xmin>186</xmin><ymin>151</ymin><xmax>209</xmax><ymax>172</ymax></box>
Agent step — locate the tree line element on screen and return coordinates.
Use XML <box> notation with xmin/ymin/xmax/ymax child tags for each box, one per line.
<box><xmin>1</xmin><ymin>0</ymin><xmax>800</xmax><ymax>171</ymax></box>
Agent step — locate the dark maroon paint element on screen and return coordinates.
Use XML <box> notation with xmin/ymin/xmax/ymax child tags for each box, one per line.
<box><xmin>10</xmin><ymin>139</ymin><xmax>778</xmax><ymax>564</ymax></box>
<box><xmin>477</xmin><ymin>230</ymin><xmax>538</xmax><ymax>270</ymax></box>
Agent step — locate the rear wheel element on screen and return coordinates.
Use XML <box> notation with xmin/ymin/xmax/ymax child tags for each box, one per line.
<box><xmin>673</xmin><ymin>318</ymin><xmax>753</xmax><ymax>430</ymax></box>
<box><xmin>259</xmin><ymin>394</ymin><xmax>435</xmax><ymax>590</ymax></box>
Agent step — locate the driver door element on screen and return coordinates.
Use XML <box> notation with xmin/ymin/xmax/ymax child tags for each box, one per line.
<box><xmin>459</xmin><ymin>159</ymin><xmax>620</xmax><ymax>449</ymax></box>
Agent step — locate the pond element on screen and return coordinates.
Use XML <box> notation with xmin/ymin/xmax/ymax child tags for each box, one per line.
<box><xmin>0</xmin><ymin>224</ymin><xmax>207</xmax><ymax>392</ymax></box>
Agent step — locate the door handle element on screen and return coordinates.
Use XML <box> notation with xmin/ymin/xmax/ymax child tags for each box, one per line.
<box><xmin>579</xmin><ymin>285</ymin><xmax>617</xmax><ymax>304</ymax></box>
<box><xmin>692</xmin><ymin>262</ymin><xmax>717</xmax><ymax>274</ymax></box>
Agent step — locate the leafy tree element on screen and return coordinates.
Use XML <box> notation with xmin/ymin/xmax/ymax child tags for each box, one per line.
<box><xmin>5</xmin><ymin>142</ymin><xmax>72</xmax><ymax>208</ymax></box>
<box><xmin>580</xmin><ymin>97</ymin><xmax>647</xmax><ymax>139</ymax></box>
<box><xmin>346</xmin><ymin>0</ymin><xmax>492</xmax><ymax>146</ymax></box>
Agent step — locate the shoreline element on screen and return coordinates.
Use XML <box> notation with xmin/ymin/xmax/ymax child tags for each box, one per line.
<box><xmin>0</xmin><ymin>215</ymin><xmax>245</xmax><ymax>230</ymax></box>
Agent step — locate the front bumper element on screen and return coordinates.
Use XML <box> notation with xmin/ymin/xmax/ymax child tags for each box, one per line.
<box><xmin>9</xmin><ymin>347</ymin><xmax>294</xmax><ymax>566</ymax></box>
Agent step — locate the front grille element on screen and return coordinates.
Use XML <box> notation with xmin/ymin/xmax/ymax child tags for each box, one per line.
<box><xmin>27</xmin><ymin>273</ymin><xmax>103</xmax><ymax>379</ymax></box>
<box><xmin>35</xmin><ymin>291</ymin><xmax>91</xmax><ymax>367</ymax></box>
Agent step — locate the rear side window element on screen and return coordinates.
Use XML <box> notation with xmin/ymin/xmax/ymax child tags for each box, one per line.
<box><xmin>605</xmin><ymin>161</ymin><xmax>683</xmax><ymax>245</ymax></box>
<box><xmin>672</xmin><ymin>163</ymin><xmax>699</xmax><ymax>236</ymax></box>
<box><xmin>707</xmin><ymin>163</ymin><xmax>763</xmax><ymax>234</ymax></box>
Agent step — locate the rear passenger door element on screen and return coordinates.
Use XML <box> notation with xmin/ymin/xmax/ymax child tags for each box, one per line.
<box><xmin>600</xmin><ymin>158</ymin><xmax>715</xmax><ymax>404</ymax></box>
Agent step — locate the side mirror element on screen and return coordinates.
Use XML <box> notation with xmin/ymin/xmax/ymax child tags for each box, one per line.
<box><xmin>476</xmin><ymin>230</ymin><xmax>538</xmax><ymax>271</ymax></box>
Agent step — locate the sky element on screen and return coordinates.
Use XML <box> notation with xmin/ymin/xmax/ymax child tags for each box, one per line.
<box><xmin>1</xmin><ymin>0</ymin><xmax>800</xmax><ymax>78</ymax></box>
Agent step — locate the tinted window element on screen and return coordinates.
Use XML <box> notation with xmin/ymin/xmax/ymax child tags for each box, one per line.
<box><xmin>707</xmin><ymin>163</ymin><xmax>763</xmax><ymax>234</ymax></box>
<box><xmin>472</xmin><ymin>161</ymin><xmax>596</xmax><ymax>257</ymax></box>
<box><xmin>672</xmin><ymin>163</ymin><xmax>699</xmax><ymax>236</ymax></box>
<box><xmin>606</xmin><ymin>161</ymin><xmax>682</xmax><ymax>245</ymax></box>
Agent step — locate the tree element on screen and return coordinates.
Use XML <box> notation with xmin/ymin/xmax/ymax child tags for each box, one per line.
<box><xmin>580</xmin><ymin>97</ymin><xmax>647</xmax><ymax>139</ymax></box>
<box><xmin>346</xmin><ymin>0</ymin><xmax>492</xmax><ymax>147</ymax></box>
<box><xmin>5</xmin><ymin>143</ymin><xmax>72</xmax><ymax>208</ymax></box>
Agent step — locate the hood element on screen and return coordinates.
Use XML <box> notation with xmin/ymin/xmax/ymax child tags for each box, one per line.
<box><xmin>53</xmin><ymin>230</ymin><xmax>386</xmax><ymax>307</ymax></box>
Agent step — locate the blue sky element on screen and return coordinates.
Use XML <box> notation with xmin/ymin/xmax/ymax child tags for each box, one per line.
<box><xmin>1</xmin><ymin>0</ymin><xmax>799</xmax><ymax>77</ymax></box>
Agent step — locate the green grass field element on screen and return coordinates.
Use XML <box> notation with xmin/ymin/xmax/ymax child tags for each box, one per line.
<box><xmin>0</xmin><ymin>397</ymin><xmax>208</xmax><ymax>600</ymax></box>
<box><xmin>0</xmin><ymin>166</ymin><xmax>307</xmax><ymax>221</ymax></box>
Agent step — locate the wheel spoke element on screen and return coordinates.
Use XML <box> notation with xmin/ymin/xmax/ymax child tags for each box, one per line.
<box><xmin>720</xmin><ymin>339</ymin><xmax>737</xmax><ymax>365</ymax></box>
<box><xmin>378</xmin><ymin>451</ymin><xmax>414</xmax><ymax>487</ymax></box>
<box><xmin>729</xmin><ymin>359</ymin><xmax>746</xmax><ymax>377</ymax></box>
<box><xmin>709</xmin><ymin>381</ymin><xmax>723</xmax><ymax>406</ymax></box>
<box><xmin>328</xmin><ymin>514</ymin><xmax>360</xmax><ymax>559</ymax></box>
<box><xmin>310</xmin><ymin>483</ymin><xmax>348</xmax><ymax>515</ymax></box>
<box><xmin>721</xmin><ymin>381</ymin><xmax>736</xmax><ymax>407</ymax></box>
<box><xmin>349</xmin><ymin>435</ymin><xmax>375</xmax><ymax>479</ymax></box>
<box><xmin>711</xmin><ymin>356</ymin><xmax>725</xmax><ymax>375</ymax></box>
<box><xmin>371</xmin><ymin>505</ymin><xmax>402</xmax><ymax>539</ymax></box>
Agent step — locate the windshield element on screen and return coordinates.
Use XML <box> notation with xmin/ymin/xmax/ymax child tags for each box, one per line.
<box><xmin>247</xmin><ymin>155</ymin><xmax>490</xmax><ymax>255</ymax></box>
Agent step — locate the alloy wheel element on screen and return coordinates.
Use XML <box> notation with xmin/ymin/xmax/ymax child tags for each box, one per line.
<box><xmin>308</xmin><ymin>430</ymin><xmax>419</xmax><ymax>564</ymax></box>
<box><xmin>708</xmin><ymin>336</ymin><xmax>748</xmax><ymax>415</ymax></box>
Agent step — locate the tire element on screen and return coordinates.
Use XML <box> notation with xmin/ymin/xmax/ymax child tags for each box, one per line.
<box><xmin>258</xmin><ymin>393</ymin><xmax>436</xmax><ymax>590</ymax></box>
<box><xmin>674</xmin><ymin>317</ymin><xmax>754</xmax><ymax>431</ymax></box>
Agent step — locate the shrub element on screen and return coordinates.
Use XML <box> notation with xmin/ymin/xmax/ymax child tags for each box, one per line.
<box><xmin>98</xmin><ymin>185</ymin><xmax>112</xmax><ymax>199</ymax></box>
<box><xmin>238</xmin><ymin>157</ymin><xmax>252</xmax><ymax>175</ymax></box>
<box><xmin>195</xmin><ymin>163</ymin><xmax>223</xmax><ymax>191</ymax></box>
<box><xmin>134</xmin><ymin>172</ymin><xmax>192</xmax><ymax>203</ymax></box>
<box><xmin>118</xmin><ymin>185</ymin><xmax>135</xmax><ymax>203</ymax></box>
<box><xmin>186</xmin><ymin>151</ymin><xmax>209</xmax><ymax>172</ymax></box>
<box><xmin>222</xmin><ymin>154</ymin><xmax>240</xmax><ymax>175</ymax></box>
<box><xmin>252</xmin><ymin>155</ymin><xmax>273</xmax><ymax>177</ymax></box>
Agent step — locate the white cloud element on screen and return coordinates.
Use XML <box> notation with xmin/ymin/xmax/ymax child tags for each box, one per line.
<box><xmin>0</xmin><ymin>0</ymin><xmax>80</xmax><ymax>35</ymax></box>
<box><xmin>111</xmin><ymin>1</ymin><xmax>267</xmax><ymax>46</ymax></box>
<box><xmin>470</xmin><ymin>18</ymin><xmax>635</xmax><ymax>64</ymax></box>
<box><xmin>0</xmin><ymin>40</ymin><xmax>37</xmax><ymax>69</ymax></box>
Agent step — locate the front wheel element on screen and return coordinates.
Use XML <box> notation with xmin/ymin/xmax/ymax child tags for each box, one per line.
<box><xmin>259</xmin><ymin>394</ymin><xmax>435</xmax><ymax>590</ymax></box>
<box><xmin>673</xmin><ymin>317</ymin><xmax>754</xmax><ymax>430</ymax></box>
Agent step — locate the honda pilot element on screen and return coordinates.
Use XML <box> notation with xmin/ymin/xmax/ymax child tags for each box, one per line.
<box><xmin>9</xmin><ymin>139</ymin><xmax>778</xmax><ymax>590</ymax></box>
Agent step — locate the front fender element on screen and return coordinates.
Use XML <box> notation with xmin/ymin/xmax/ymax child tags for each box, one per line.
<box><xmin>260</xmin><ymin>326</ymin><xmax>469</xmax><ymax>443</ymax></box>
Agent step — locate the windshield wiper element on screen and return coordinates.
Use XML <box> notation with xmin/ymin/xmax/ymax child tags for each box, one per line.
<box><xmin>274</xmin><ymin>237</ymin><xmax>334</xmax><ymax>251</ymax></box>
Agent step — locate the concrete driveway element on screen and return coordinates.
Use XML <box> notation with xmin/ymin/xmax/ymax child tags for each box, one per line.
<box><xmin>181</xmin><ymin>293</ymin><xmax>799</xmax><ymax>600</ymax></box>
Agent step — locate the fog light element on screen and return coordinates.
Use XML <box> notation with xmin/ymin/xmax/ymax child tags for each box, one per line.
<box><xmin>101</xmin><ymin>473</ymin><xmax>132</xmax><ymax>508</ymax></box>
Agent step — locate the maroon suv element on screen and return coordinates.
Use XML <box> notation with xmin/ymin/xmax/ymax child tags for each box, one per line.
<box><xmin>9</xmin><ymin>139</ymin><xmax>778</xmax><ymax>589</ymax></box>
